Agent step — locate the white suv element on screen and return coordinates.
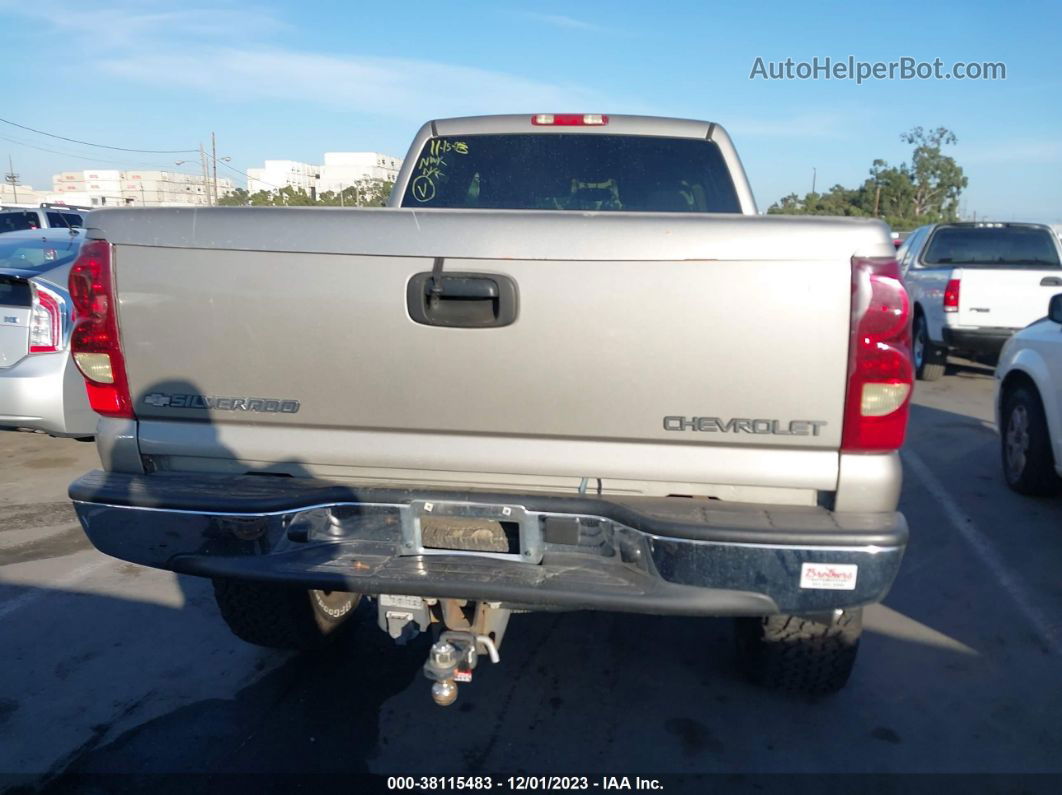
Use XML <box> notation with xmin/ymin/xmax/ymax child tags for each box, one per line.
<box><xmin>0</xmin><ymin>206</ymin><xmax>85</xmax><ymax>234</ymax></box>
<box><xmin>996</xmin><ymin>293</ymin><xmax>1062</xmax><ymax>495</ymax></box>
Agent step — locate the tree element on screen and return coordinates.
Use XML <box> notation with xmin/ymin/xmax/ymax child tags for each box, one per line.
<box><xmin>319</xmin><ymin>179</ymin><xmax>394</xmax><ymax>207</ymax></box>
<box><xmin>856</xmin><ymin>159</ymin><xmax>917</xmax><ymax>228</ymax></box>
<box><xmin>900</xmin><ymin>126</ymin><xmax>967</xmax><ymax>222</ymax></box>
<box><xmin>217</xmin><ymin>188</ymin><xmax>249</xmax><ymax>206</ymax></box>
<box><xmin>274</xmin><ymin>186</ymin><xmax>317</xmax><ymax>206</ymax></box>
<box><xmin>219</xmin><ymin>179</ymin><xmax>395</xmax><ymax>208</ymax></box>
<box><xmin>767</xmin><ymin>184</ymin><xmax>866</xmax><ymax>218</ymax></box>
<box><xmin>216</xmin><ymin>187</ymin><xmax>291</xmax><ymax>206</ymax></box>
<box><xmin>768</xmin><ymin>127</ymin><xmax>966</xmax><ymax>229</ymax></box>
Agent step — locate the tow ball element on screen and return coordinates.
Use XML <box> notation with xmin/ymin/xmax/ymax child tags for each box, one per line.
<box><xmin>377</xmin><ymin>596</ymin><xmax>509</xmax><ymax>706</ymax></box>
<box><xmin>423</xmin><ymin>630</ymin><xmax>501</xmax><ymax>706</ymax></box>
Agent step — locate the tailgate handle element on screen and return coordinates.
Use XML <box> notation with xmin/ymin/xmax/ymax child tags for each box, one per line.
<box><xmin>407</xmin><ymin>270</ymin><xmax>518</xmax><ymax>328</ymax></box>
<box><xmin>431</xmin><ymin>277</ymin><xmax>499</xmax><ymax>300</ymax></box>
<box><xmin>1040</xmin><ymin>277</ymin><xmax>1062</xmax><ymax>286</ymax></box>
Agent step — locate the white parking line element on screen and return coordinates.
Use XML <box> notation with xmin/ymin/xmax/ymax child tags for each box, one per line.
<box><xmin>0</xmin><ymin>556</ymin><xmax>113</xmax><ymax>621</ymax></box>
<box><xmin>903</xmin><ymin>449</ymin><xmax>1062</xmax><ymax>656</ymax></box>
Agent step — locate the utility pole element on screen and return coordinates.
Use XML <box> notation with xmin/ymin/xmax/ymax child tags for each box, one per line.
<box><xmin>211</xmin><ymin>131</ymin><xmax>219</xmax><ymax>207</ymax></box>
<box><xmin>873</xmin><ymin>184</ymin><xmax>881</xmax><ymax>216</ymax></box>
<box><xmin>811</xmin><ymin>167</ymin><xmax>816</xmax><ymax>195</ymax></box>
<box><xmin>4</xmin><ymin>156</ymin><xmax>19</xmax><ymax>203</ymax></box>
<box><xmin>199</xmin><ymin>143</ymin><xmax>212</xmax><ymax>206</ymax></box>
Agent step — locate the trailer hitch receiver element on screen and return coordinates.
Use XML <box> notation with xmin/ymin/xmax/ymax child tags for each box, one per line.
<box><xmin>422</xmin><ymin>630</ymin><xmax>501</xmax><ymax>707</ymax></box>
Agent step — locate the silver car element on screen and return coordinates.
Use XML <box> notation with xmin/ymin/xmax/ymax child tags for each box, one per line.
<box><xmin>0</xmin><ymin>228</ymin><xmax>96</xmax><ymax>437</ymax></box>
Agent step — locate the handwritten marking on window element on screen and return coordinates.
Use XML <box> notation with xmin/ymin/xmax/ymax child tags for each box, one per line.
<box><xmin>411</xmin><ymin>174</ymin><xmax>436</xmax><ymax>202</ymax></box>
<box><xmin>410</xmin><ymin>139</ymin><xmax>469</xmax><ymax>203</ymax></box>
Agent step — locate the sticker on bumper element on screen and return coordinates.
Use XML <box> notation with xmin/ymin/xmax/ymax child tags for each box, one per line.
<box><xmin>800</xmin><ymin>563</ymin><xmax>858</xmax><ymax>590</ymax></box>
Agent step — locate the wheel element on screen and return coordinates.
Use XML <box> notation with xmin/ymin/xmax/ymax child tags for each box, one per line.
<box><xmin>1000</xmin><ymin>385</ymin><xmax>1060</xmax><ymax>496</ymax></box>
<box><xmin>913</xmin><ymin>313</ymin><xmax>945</xmax><ymax>381</ymax></box>
<box><xmin>734</xmin><ymin>609</ymin><xmax>862</xmax><ymax>695</ymax></box>
<box><xmin>212</xmin><ymin>578</ymin><xmax>361</xmax><ymax>650</ymax></box>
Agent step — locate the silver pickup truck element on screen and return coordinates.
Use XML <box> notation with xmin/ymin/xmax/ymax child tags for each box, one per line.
<box><xmin>69</xmin><ymin>114</ymin><xmax>912</xmax><ymax>703</ymax></box>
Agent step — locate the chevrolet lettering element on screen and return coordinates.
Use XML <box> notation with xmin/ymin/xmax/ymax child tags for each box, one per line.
<box><xmin>662</xmin><ymin>416</ymin><xmax>827</xmax><ymax>435</ymax></box>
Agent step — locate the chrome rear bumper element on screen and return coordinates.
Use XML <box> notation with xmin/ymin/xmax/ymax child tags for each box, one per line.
<box><xmin>71</xmin><ymin>470</ymin><xmax>907</xmax><ymax>616</ymax></box>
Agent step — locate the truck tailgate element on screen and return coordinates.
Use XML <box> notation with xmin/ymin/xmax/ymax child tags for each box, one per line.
<box><xmin>93</xmin><ymin>208</ymin><xmax>893</xmax><ymax>492</ymax></box>
<box><xmin>956</xmin><ymin>267</ymin><xmax>1062</xmax><ymax>329</ymax></box>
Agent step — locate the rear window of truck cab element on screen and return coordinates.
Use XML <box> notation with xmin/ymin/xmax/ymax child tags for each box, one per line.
<box><xmin>400</xmin><ymin>134</ymin><xmax>741</xmax><ymax>213</ymax></box>
<box><xmin>922</xmin><ymin>224</ymin><xmax>1061</xmax><ymax>268</ymax></box>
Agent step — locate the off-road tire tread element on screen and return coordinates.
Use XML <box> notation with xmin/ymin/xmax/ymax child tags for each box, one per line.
<box><xmin>735</xmin><ymin>609</ymin><xmax>862</xmax><ymax>695</ymax></box>
<box><xmin>212</xmin><ymin>579</ymin><xmax>358</xmax><ymax>650</ymax></box>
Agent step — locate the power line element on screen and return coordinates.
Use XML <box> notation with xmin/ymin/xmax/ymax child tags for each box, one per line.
<box><xmin>0</xmin><ymin>117</ymin><xmax>198</xmax><ymax>154</ymax></box>
<box><xmin>0</xmin><ymin>132</ymin><xmax>186</xmax><ymax>170</ymax></box>
<box><xmin>216</xmin><ymin>157</ymin><xmax>282</xmax><ymax>191</ymax></box>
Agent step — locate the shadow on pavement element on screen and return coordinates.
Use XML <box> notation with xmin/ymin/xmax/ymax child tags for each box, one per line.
<box><xmin>2</xmin><ymin>382</ymin><xmax>1059</xmax><ymax>787</ymax></box>
<box><xmin>0</xmin><ymin>578</ymin><xmax>429</xmax><ymax>793</ymax></box>
<box><xmin>942</xmin><ymin>357</ymin><xmax>996</xmax><ymax>379</ymax></box>
<box><xmin>5</xmin><ymin>570</ymin><xmax>1056</xmax><ymax>787</ymax></box>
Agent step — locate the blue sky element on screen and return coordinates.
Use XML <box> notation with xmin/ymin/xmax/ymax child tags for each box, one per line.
<box><xmin>3</xmin><ymin>0</ymin><xmax>1060</xmax><ymax>221</ymax></box>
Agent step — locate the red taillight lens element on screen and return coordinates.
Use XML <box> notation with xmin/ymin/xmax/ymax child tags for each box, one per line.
<box><xmin>943</xmin><ymin>278</ymin><xmax>960</xmax><ymax>312</ymax></box>
<box><xmin>69</xmin><ymin>240</ymin><xmax>134</xmax><ymax>419</ymax></box>
<box><xmin>531</xmin><ymin>114</ymin><xmax>609</xmax><ymax>126</ymax></box>
<box><xmin>29</xmin><ymin>288</ymin><xmax>61</xmax><ymax>353</ymax></box>
<box><xmin>841</xmin><ymin>257</ymin><xmax>913</xmax><ymax>452</ymax></box>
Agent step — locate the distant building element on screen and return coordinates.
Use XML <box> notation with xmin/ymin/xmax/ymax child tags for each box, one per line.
<box><xmin>317</xmin><ymin>153</ymin><xmax>401</xmax><ymax>195</ymax></box>
<box><xmin>50</xmin><ymin>169</ymin><xmax>234</xmax><ymax>207</ymax></box>
<box><xmin>245</xmin><ymin>152</ymin><xmax>401</xmax><ymax>198</ymax></box>
<box><xmin>246</xmin><ymin>160</ymin><xmax>319</xmax><ymax>196</ymax></box>
<box><xmin>0</xmin><ymin>182</ymin><xmax>49</xmax><ymax>205</ymax></box>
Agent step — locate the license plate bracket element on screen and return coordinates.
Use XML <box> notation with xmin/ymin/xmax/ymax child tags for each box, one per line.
<box><xmin>401</xmin><ymin>500</ymin><xmax>542</xmax><ymax>563</ymax></box>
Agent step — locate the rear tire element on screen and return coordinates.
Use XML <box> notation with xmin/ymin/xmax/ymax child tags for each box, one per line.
<box><xmin>913</xmin><ymin>313</ymin><xmax>945</xmax><ymax>381</ymax></box>
<box><xmin>1000</xmin><ymin>385</ymin><xmax>1060</xmax><ymax>496</ymax></box>
<box><xmin>734</xmin><ymin>609</ymin><xmax>862</xmax><ymax>695</ymax></box>
<box><xmin>212</xmin><ymin>579</ymin><xmax>360</xmax><ymax>650</ymax></box>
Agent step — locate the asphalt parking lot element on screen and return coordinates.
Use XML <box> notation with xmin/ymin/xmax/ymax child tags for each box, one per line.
<box><xmin>1</xmin><ymin>361</ymin><xmax>1060</xmax><ymax>791</ymax></box>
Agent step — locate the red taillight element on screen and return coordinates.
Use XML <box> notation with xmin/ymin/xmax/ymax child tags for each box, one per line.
<box><xmin>943</xmin><ymin>278</ymin><xmax>960</xmax><ymax>312</ymax></box>
<box><xmin>28</xmin><ymin>288</ymin><xmax>61</xmax><ymax>353</ymax></box>
<box><xmin>68</xmin><ymin>240</ymin><xmax>134</xmax><ymax>419</ymax></box>
<box><xmin>531</xmin><ymin>114</ymin><xmax>609</xmax><ymax>126</ymax></box>
<box><xmin>841</xmin><ymin>257</ymin><xmax>913</xmax><ymax>452</ymax></box>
